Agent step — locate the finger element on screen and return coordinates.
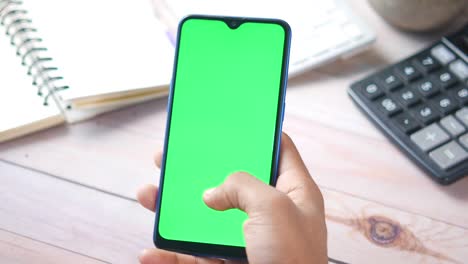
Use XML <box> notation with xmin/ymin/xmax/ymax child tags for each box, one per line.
<box><xmin>203</xmin><ymin>172</ymin><xmax>288</xmax><ymax>214</ymax></box>
<box><xmin>276</xmin><ymin>132</ymin><xmax>324</xmax><ymax>212</ymax></box>
<box><xmin>136</xmin><ymin>184</ymin><xmax>158</xmax><ymax>212</ymax></box>
<box><xmin>277</xmin><ymin>132</ymin><xmax>311</xmax><ymax>181</ymax></box>
<box><xmin>139</xmin><ymin>248</ymin><xmax>223</xmax><ymax>264</ymax></box>
<box><xmin>154</xmin><ymin>150</ymin><xmax>163</xmax><ymax>168</ymax></box>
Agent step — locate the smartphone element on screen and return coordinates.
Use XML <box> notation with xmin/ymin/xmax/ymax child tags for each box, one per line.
<box><xmin>154</xmin><ymin>15</ymin><xmax>291</xmax><ymax>259</ymax></box>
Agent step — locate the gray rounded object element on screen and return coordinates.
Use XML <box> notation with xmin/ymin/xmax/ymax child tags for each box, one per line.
<box><xmin>368</xmin><ymin>0</ymin><xmax>467</xmax><ymax>32</ymax></box>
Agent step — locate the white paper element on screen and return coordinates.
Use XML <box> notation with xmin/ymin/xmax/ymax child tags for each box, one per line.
<box><xmin>0</xmin><ymin>32</ymin><xmax>62</xmax><ymax>134</ymax></box>
<box><xmin>23</xmin><ymin>0</ymin><xmax>174</xmax><ymax>101</ymax></box>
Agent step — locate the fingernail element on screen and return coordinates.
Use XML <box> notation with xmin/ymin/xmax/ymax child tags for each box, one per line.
<box><xmin>203</xmin><ymin>188</ymin><xmax>216</xmax><ymax>199</ymax></box>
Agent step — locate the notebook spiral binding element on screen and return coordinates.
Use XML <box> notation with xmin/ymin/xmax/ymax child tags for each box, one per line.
<box><xmin>0</xmin><ymin>0</ymin><xmax>70</xmax><ymax>108</ymax></box>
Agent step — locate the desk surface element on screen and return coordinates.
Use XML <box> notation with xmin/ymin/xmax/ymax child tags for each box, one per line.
<box><xmin>1</xmin><ymin>2</ymin><xmax>468</xmax><ymax>264</ymax></box>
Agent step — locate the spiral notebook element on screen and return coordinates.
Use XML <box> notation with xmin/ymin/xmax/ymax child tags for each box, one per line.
<box><xmin>0</xmin><ymin>0</ymin><xmax>173</xmax><ymax>143</ymax></box>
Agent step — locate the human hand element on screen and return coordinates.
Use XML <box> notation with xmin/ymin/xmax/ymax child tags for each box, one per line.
<box><xmin>137</xmin><ymin>133</ymin><xmax>327</xmax><ymax>264</ymax></box>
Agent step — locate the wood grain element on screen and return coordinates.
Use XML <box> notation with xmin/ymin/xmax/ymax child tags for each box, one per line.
<box><xmin>0</xmin><ymin>161</ymin><xmax>154</xmax><ymax>264</ymax></box>
<box><xmin>0</xmin><ymin>229</ymin><xmax>105</xmax><ymax>264</ymax></box>
<box><xmin>2</xmin><ymin>4</ymin><xmax>468</xmax><ymax>233</ymax></box>
<box><xmin>324</xmin><ymin>189</ymin><xmax>468</xmax><ymax>264</ymax></box>
<box><xmin>1</xmin><ymin>1</ymin><xmax>468</xmax><ymax>263</ymax></box>
<box><xmin>2</xmin><ymin>95</ymin><xmax>467</xmax><ymax>229</ymax></box>
<box><xmin>1</xmin><ymin>161</ymin><xmax>467</xmax><ymax>263</ymax></box>
<box><xmin>0</xmin><ymin>98</ymin><xmax>167</xmax><ymax>199</ymax></box>
<box><xmin>283</xmin><ymin>114</ymin><xmax>468</xmax><ymax>228</ymax></box>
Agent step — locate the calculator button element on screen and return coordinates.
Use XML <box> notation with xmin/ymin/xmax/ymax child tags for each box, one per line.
<box><xmin>415</xmin><ymin>78</ymin><xmax>440</xmax><ymax>97</ymax></box>
<box><xmin>460</xmin><ymin>134</ymin><xmax>468</xmax><ymax>149</ymax></box>
<box><xmin>361</xmin><ymin>81</ymin><xmax>384</xmax><ymax>100</ymax></box>
<box><xmin>378</xmin><ymin>72</ymin><xmax>403</xmax><ymax>91</ymax></box>
<box><xmin>455</xmin><ymin>107</ymin><xmax>468</xmax><ymax>126</ymax></box>
<box><xmin>429</xmin><ymin>141</ymin><xmax>468</xmax><ymax>170</ymax></box>
<box><xmin>440</xmin><ymin>115</ymin><xmax>466</xmax><ymax>136</ymax></box>
<box><xmin>411</xmin><ymin>104</ymin><xmax>439</xmax><ymax>124</ymax></box>
<box><xmin>431</xmin><ymin>95</ymin><xmax>457</xmax><ymax>115</ymax></box>
<box><xmin>377</xmin><ymin>97</ymin><xmax>402</xmax><ymax>116</ymax></box>
<box><xmin>396</xmin><ymin>88</ymin><xmax>420</xmax><ymax>106</ymax></box>
<box><xmin>396</xmin><ymin>63</ymin><xmax>421</xmax><ymax>82</ymax></box>
<box><xmin>411</xmin><ymin>123</ymin><xmax>450</xmax><ymax>152</ymax></box>
<box><xmin>449</xmin><ymin>60</ymin><xmax>468</xmax><ymax>81</ymax></box>
<box><xmin>393</xmin><ymin>113</ymin><xmax>420</xmax><ymax>134</ymax></box>
<box><xmin>431</xmin><ymin>44</ymin><xmax>455</xmax><ymax>65</ymax></box>
<box><xmin>413</xmin><ymin>53</ymin><xmax>441</xmax><ymax>73</ymax></box>
<box><xmin>433</xmin><ymin>70</ymin><xmax>458</xmax><ymax>89</ymax></box>
<box><xmin>451</xmin><ymin>85</ymin><xmax>468</xmax><ymax>105</ymax></box>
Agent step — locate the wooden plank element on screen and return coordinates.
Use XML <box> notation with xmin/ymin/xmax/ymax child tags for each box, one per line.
<box><xmin>0</xmin><ymin>97</ymin><xmax>168</xmax><ymax>199</ymax></box>
<box><xmin>324</xmin><ymin>188</ymin><xmax>468</xmax><ymax>264</ymax></box>
<box><xmin>1</xmin><ymin>161</ymin><xmax>467</xmax><ymax>263</ymax></box>
<box><xmin>2</xmin><ymin>97</ymin><xmax>468</xmax><ymax>229</ymax></box>
<box><xmin>0</xmin><ymin>161</ymin><xmax>154</xmax><ymax>263</ymax></box>
<box><xmin>0</xmin><ymin>229</ymin><xmax>105</xmax><ymax>264</ymax></box>
<box><xmin>1</xmin><ymin>1</ymin><xmax>468</xmax><ymax>250</ymax></box>
<box><xmin>283</xmin><ymin>114</ymin><xmax>468</xmax><ymax>228</ymax></box>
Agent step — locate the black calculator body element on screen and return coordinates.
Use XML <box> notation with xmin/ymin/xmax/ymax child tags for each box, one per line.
<box><xmin>349</xmin><ymin>25</ymin><xmax>468</xmax><ymax>184</ymax></box>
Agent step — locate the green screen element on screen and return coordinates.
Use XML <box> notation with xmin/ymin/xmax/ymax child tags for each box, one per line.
<box><xmin>159</xmin><ymin>17</ymin><xmax>287</xmax><ymax>247</ymax></box>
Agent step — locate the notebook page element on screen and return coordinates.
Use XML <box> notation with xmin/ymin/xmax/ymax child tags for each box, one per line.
<box><xmin>23</xmin><ymin>0</ymin><xmax>174</xmax><ymax>101</ymax></box>
<box><xmin>159</xmin><ymin>0</ymin><xmax>341</xmax><ymax>67</ymax></box>
<box><xmin>0</xmin><ymin>31</ymin><xmax>63</xmax><ymax>140</ymax></box>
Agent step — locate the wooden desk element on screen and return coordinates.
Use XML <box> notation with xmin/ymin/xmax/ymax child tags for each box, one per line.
<box><xmin>1</xmin><ymin>2</ymin><xmax>467</xmax><ymax>263</ymax></box>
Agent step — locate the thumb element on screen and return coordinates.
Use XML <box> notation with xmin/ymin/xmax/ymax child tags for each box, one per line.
<box><xmin>203</xmin><ymin>172</ymin><xmax>287</xmax><ymax>215</ymax></box>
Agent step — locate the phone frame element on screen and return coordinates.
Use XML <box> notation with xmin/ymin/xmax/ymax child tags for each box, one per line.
<box><xmin>153</xmin><ymin>14</ymin><xmax>291</xmax><ymax>259</ymax></box>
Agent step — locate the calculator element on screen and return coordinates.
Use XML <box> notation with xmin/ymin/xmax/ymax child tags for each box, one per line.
<box><xmin>348</xmin><ymin>25</ymin><xmax>468</xmax><ymax>184</ymax></box>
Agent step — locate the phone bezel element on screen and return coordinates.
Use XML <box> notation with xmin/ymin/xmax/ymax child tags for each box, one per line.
<box><xmin>153</xmin><ymin>14</ymin><xmax>291</xmax><ymax>259</ymax></box>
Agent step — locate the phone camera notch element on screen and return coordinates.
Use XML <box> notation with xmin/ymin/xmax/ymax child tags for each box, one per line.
<box><xmin>226</xmin><ymin>19</ymin><xmax>241</xmax><ymax>29</ymax></box>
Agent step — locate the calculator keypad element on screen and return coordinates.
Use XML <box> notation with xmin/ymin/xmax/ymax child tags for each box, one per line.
<box><xmin>411</xmin><ymin>104</ymin><xmax>439</xmax><ymax>124</ymax></box>
<box><xmin>362</xmin><ymin>82</ymin><xmax>384</xmax><ymax>100</ymax></box>
<box><xmin>379</xmin><ymin>71</ymin><xmax>403</xmax><ymax>91</ymax></box>
<box><xmin>449</xmin><ymin>60</ymin><xmax>468</xmax><ymax>80</ymax></box>
<box><xmin>349</xmin><ymin>40</ymin><xmax>468</xmax><ymax>184</ymax></box>
<box><xmin>440</xmin><ymin>115</ymin><xmax>465</xmax><ymax>136</ymax></box>
<box><xmin>434</xmin><ymin>70</ymin><xmax>458</xmax><ymax>89</ymax></box>
<box><xmin>452</xmin><ymin>86</ymin><xmax>468</xmax><ymax>104</ymax></box>
<box><xmin>378</xmin><ymin>97</ymin><xmax>401</xmax><ymax>116</ymax></box>
<box><xmin>394</xmin><ymin>113</ymin><xmax>420</xmax><ymax>134</ymax></box>
<box><xmin>415</xmin><ymin>78</ymin><xmax>439</xmax><ymax>97</ymax></box>
<box><xmin>414</xmin><ymin>53</ymin><xmax>441</xmax><ymax>73</ymax></box>
<box><xmin>430</xmin><ymin>44</ymin><xmax>455</xmax><ymax>65</ymax></box>
<box><xmin>397</xmin><ymin>88</ymin><xmax>420</xmax><ymax>106</ymax></box>
<box><xmin>396</xmin><ymin>63</ymin><xmax>421</xmax><ymax>82</ymax></box>
<box><xmin>456</xmin><ymin>108</ymin><xmax>468</xmax><ymax>126</ymax></box>
<box><xmin>460</xmin><ymin>134</ymin><xmax>468</xmax><ymax>148</ymax></box>
<box><xmin>429</xmin><ymin>141</ymin><xmax>468</xmax><ymax>170</ymax></box>
<box><xmin>431</xmin><ymin>95</ymin><xmax>457</xmax><ymax>114</ymax></box>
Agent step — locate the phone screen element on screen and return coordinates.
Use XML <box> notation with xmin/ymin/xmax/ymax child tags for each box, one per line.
<box><xmin>155</xmin><ymin>15</ymin><xmax>290</xmax><ymax>257</ymax></box>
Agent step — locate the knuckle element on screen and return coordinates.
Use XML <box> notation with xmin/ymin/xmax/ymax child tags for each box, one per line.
<box><xmin>270</xmin><ymin>191</ymin><xmax>293</xmax><ymax>209</ymax></box>
<box><xmin>220</xmin><ymin>174</ymin><xmax>242</xmax><ymax>208</ymax></box>
<box><xmin>225</xmin><ymin>171</ymin><xmax>250</xmax><ymax>185</ymax></box>
<box><xmin>224</xmin><ymin>174</ymin><xmax>239</xmax><ymax>187</ymax></box>
<box><xmin>306</xmin><ymin>182</ymin><xmax>325</xmax><ymax>211</ymax></box>
<box><xmin>220</xmin><ymin>187</ymin><xmax>236</xmax><ymax>208</ymax></box>
<box><xmin>301</xmin><ymin>180</ymin><xmax>325</xmax><ymax>208</ymax></box>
